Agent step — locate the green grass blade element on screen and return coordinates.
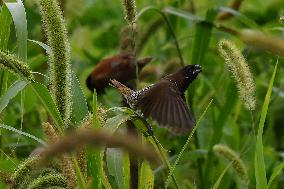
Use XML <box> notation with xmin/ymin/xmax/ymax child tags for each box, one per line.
<box><xmin>71</xmin><ymin>73</ymin><xmax>89</xmax><ymax>124</ymax></box>
<box><xmin>30</xmin><ymin>82</ymin><xmax>64</xmax><ymax>133</ymax></box>
<box><xmin>163</xmin><ymin>6</ymin><xmax>204</xmax><ymax>22</ymax></box>
<box><xmin>139</xmin><ymin>161</ymin><xmax>154</xmax><ymax>189</ymax></box>
<box><xmin>6</xmin><ymin>0</ymin><xmax>27</xmax><ymax>61</ymax></box>
<box><xmin>0</xmin><ymin>79</ymin><xmax>28</xmax><ymax>113</ymax></box>
<box><xmin>191</xmin><ymin>9</ymin><xmax>217</xmax><ymax>65</ymax></box>
<box><xmin>88</xmin><ymin>89</ymin><xmax>102</xmax><ymax>189</ymax></box>
<box><xmin>0</xmin><ymin>5</ymin><xmax>12</xmax><ymax>50</ymax></box>
<box><xmin>106</xmin><ymin>148</ymin><xmax>130</xmax><ymax>189</ymax></box>
<box><xmin>267</xmin><ymin>161</ymin><xmax>284</xmax><ymax>188</ymax></box>
<box><xmin>218</xmin><ymin>7</ymin><xmax>259</xmax><ymax>29</ymax></box>
<box><xmin>28</xmin><ymin>39</ymin><xmax>51</xmax><ymax>54</ymax></box>
<box><xmin>165</xmin><ymin>99</ymin><xmax>213</xmax><ymax>188</ymax></box>
<box><xmin>0</xmin><ymin>123</ymin><xmax>46</xmax><ymax>145</ymax></box>
<box><xmin>212</xmin><ymin>164</ymin><xmax>231</xmax><ymax>189</ymax></box>
<box><xmin>255</xmin><ymin>61</ymin><xmax>278</xmax><ymax>189</ymax></box>
<box><xmin>72</xmin><ymin>157</ymin><xmax>86</xmax><ymax>189</ymax></box>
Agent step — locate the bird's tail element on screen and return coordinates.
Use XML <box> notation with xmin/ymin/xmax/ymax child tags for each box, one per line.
<box><xmin>109</xmin><ymin>79</ymin><xmax>134</xmax><ymax>97</ymax></box>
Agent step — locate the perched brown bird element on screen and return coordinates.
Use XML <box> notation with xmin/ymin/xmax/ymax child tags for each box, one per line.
<box><xmin>110</xmin><ymin>64</ymin><xmax>202</xmax><ymax>134</ymax></box>
<box><xmin>87</xmin><ymin>53</ymin><xmax>152</xmax><ymax>93</ymax></box>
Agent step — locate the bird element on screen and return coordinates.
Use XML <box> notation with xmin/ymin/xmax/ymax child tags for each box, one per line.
<box><xmin>110</xmin><ymin>64</ymin><xmax>202</xmax><ymax>134</ymax></box>
<box><xmin>86</xmin><ymin>53</ymin><xmax>152</xmax><ymax>93</ymax></box>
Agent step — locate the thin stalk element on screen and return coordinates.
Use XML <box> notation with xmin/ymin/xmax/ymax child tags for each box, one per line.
<box><xmin>135</xmin><ymin>115</ymin><xmax>180</xmax><ymax>189</ymax></box>
<box><xmin>165</xmin><ymin>100</ymin><xmax>213</xmax><ymax>188</ymax></box>
<box><xmin>151</xmin><ymin>135</ymin><xmax>180</xmax><ymax>189</ymax></box>
<box><xmin>137</xmin><ymin>6</ymin><xmax>185</xmax><ymax>67</ymax></box>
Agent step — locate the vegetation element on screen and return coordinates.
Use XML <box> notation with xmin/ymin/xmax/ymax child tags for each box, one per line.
<box><xmin>0</xmin><ymin>0</ymin><xmax>284</xmax><ymax>188</ymax></box>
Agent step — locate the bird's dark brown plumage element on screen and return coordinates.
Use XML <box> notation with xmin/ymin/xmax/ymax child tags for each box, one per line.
<box><xmin>87</xmin><ymin>53</ymin><xmax>152</xmax><ymax>93</ymax></box>
<box><xmin>111</xmin><ymin>64</ymin><xmax>202</xmax><ymax>134</ymax></box>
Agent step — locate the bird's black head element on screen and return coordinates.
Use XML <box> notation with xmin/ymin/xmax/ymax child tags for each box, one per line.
<box><xmin>165</xmin><ymin>64</ymin><xmax>202</xmax><ymax>93</ymax></box>
<box><xmin>183</xmin><ymin>64</ymin><xmax>202</xmax><ymax>80</ymax></box>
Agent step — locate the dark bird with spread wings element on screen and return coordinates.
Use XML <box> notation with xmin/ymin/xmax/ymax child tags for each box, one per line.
<box><xmin>110</xmin><ymin>64</ymin><xmax>202</xmax><ymax>134</ymax></box>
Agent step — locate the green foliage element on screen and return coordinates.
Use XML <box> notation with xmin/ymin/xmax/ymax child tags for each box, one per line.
<box><xmin>1</xmin><ymin>0</ymin><xmax>284</xmax><ymax>188</ymax></box>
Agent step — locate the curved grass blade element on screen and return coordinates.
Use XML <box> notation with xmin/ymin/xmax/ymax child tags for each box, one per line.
<box><xmin>28</xmin><ymin>39</ymin><xmax>51</xmax><ymax>54</ymax></box>
<box><xmin>212</xmin><ymin>164</ymin><xmax>231</xmax><ymax>189</ymax></box>
<box><xmin>30</xmin><ymin>82</ymin><xmax>64</xmax><ymax>133</ymax></box>
<box><xmin>0</xmin><ymin>79</ymin><xmax>28</xmax><ymax>113</ymax></box>
<box><xmin>0</xmin><ymin>124</ymin><xmax>46</xmax><ymax>145</ymax></box>
<box><xmin>267</xmin><ymin>161</ymin><xmax>284</xmax><ymax>188</ymax></box>
<box><xmin>218</xmin><ymin>7</ymin><xmax>259</xmax><ymax>29</ymax></box>
<box><xmin>163</xmin><ymin>6</ymin><xmax>204</xmax><ymax>22</ymax></box>
<box><xmin>255</xmin><ymin>61</ymin><xmax>278</xmax><ymax>189</ymax></box>
<box><xmin>6</xmin><ymin>0</ymin><xmax>27</xmax><ymax>61</ymax></box>
<box><xmin>165</xmin><ymin>99</ymin><xmax>213</xmax><ymax>188</ymax></box>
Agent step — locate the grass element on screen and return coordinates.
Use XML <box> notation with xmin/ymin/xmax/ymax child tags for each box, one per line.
<box><xmin>0</xmin><ymin>0</ymin><xmax>284</xmax><ymax>188</ymax></box>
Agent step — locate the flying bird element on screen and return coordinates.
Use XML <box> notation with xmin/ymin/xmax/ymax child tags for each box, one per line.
<box><xmin>87</xmin><ymin>53</ymin><xmax>152</xmax><ymax>93</ymax></box>
<box><xmin>110</xmin><ymin>64</ymin><xmax>202</xmax><ymax>134</ymax></box>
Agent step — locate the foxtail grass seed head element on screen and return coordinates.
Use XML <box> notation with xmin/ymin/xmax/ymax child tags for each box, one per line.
<box><xmin>27</xmin><ymin>174</ymin><xmax>68</xmax><ymax>189</ymax></box>
<box><xmin>122</xmin><ymin>0</ymin><xmax>137</xmax><ymax>25</ymax></box>
<box><xmin>42</xmin><ymin>122</ymin><xmax>59</xmax><ymax>143</ymax></box>
<box><xmin>59</xmin><ymin>155</ymin><xmax>77</xmax><ymax>188</ymax></box>
<box><xmin>218</xmin><ymin>39</ymin><xmax>256</xmax><ymax>110</ymax></box>
<box><xmin>213</xmin><ymin>144</ymin><xmax>248</xmax><ymax>184</ymax></box>
<box><xmin>0</xmin><ymin>51</ymin><xmax>34</xmax><ymax>81</ymax></box>
<box><xmin>11</xmin><ymin>156</ymin><xmax>40</xmax><ymax>188</ymax></box>
<box><xmin>38</xmin><ymin>0</ymin><xmax>72</xmax><ymax>127</ymax></box>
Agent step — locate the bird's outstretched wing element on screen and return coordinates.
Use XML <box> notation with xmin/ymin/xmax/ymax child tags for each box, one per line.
<box><xmin>135</xmin><ymin>79</ymin><xmax>195</xmax><ymax>134</ymax></box>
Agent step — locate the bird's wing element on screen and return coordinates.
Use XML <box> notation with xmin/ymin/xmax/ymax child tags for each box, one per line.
<box><xmin>135</xmin><ymin>80</ymin><xmax>195</xmax><ymax>134</ymax></box>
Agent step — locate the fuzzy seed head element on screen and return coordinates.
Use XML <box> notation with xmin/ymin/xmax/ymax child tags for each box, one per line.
<box><xmin>59</xmin><ymin>155</ymin><xmax>77</xmax><ymax>188</ymax></box>
<box><xmin>0</xmin><ymin>51</ymin><xmax>34</xmax><ymax>81</ymax></box>
<box><xmin>38</xmin><ymin>0</ymin><xmax>72</xmax><ymax>127</ymax></box>
<box><xmin>122</xmin><ymin>0</ymin><xmax>137</xmax><ymax>25</ymax></box>
<box><xmin>213</xmin><ymin>144</ymin><xmax>248</xmax><ymax>184</ymax></box>
<box><xmin>11</xmin><ymin>156</ymin><xmax>41</xmax><ymax>188</ymax></box>
<box><xmin>42</xmin><ymin>122</ymin><xmax>59</xmax><ymax>143</ymax></box>
<box><xmin>27</xmin><ymin>173</ymin><xmax>68</xmax><ymax>188</ymax></box>
<box><xmin>219</xmin><ymin>39</ymin><xmax>256</xmax><ymax>110</ymax></box>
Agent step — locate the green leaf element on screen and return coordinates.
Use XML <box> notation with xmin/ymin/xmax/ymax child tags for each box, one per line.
<box><xmin>267</xmin><ymin>161</ymin><xmax>284</xmax><ymax>188</ymax></box>
<box><xmin>6</xmin><ymin>0</ymin><xmax>27</xmax><ymax>61</ymax></box>
<box><xmin>106</xmin><ymin>148</ymin><xmax>130</xmax><ymax>189</ymax></box>
<box><xmin>0</xmin><ymin>5</ymin><xmax>12</xmax><ymax>50</ymax></box>
<box><xmin>0</xmin><ymin>123</ymin><xmax>46</xmax><ymax>145</ymax></box>
<box><xmin>255</xmin><ymin>61</ymin><xmax>278</xmax><ymax>189</ymax></box>
<box><xmin>139</xmin><ymin>161</ymin><xmax>154</xmax><ymax>189</ymax></box>
<box><xmin>0</xmin><ymin>79</ymin><xmax>28</xmax><ymax>113</ymax></box>
<box><xmin>29</xmin><ymin>82</ymin><xmax>64</xmax><ymax>133</ymax></box>
<box><xmin>105</xmin><ymin>113</ymin><xmax>131</xmax><ymax>133</ymax></box>
<box><xmin>0</xmin><ymin>5</ymin><xmax>12</xmax><ymax>97</ymax></box>
<box><xmin>71</xmin><ymin>73</ymin><xmax>89</xmax><ymax>124</ymax></box>
<box><xmin>191</xmin><ymin>9</ymin><xmax>217</xmax><ymax>65</ymax></box>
